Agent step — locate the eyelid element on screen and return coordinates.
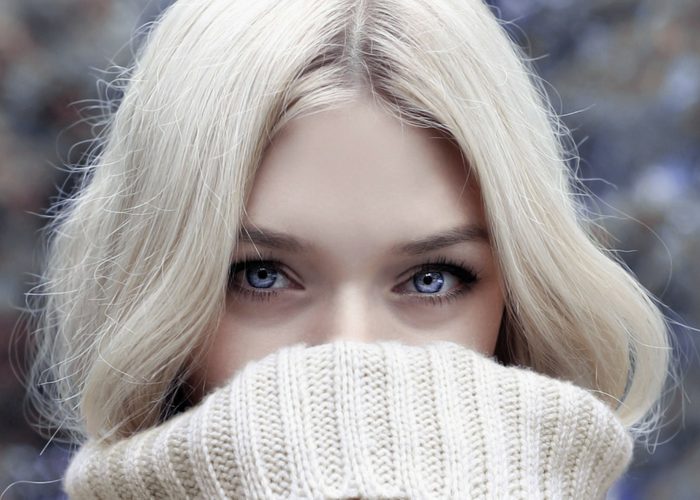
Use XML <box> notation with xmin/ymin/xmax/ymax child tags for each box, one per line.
<box><xmin>231</xmin><ymin>246</ymin><xmax>303</xmax><ymax>280</ymax></box>
<box><xmin>396</xmin><ymin>257</ymin><xmax>477</xmax><ymax>282</ymax></box>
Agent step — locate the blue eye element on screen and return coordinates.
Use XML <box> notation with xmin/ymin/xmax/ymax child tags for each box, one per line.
<box><xmin>228</xmin><ymin>259</ymin><xmax>292</xmax><ymax>301</ymax></box>
<box><xmin>413</xmin><ymin>271</ymin><xmax>445</xmax><ymax>293</ymax></box>
<box><xmin>244</xmin><ymin>262</ymin><xmax>278</xmax><ymax>288</ymax></box>
<box><xmin>398</xmin><ymin>257</ymin><xmax>479</xmax><ymax>305</ymax></box>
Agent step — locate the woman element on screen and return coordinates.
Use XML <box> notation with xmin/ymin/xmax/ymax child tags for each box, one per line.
<box><xmin>25</xmin><ymin>0</ymin><xmax>676</xmax><ymax>497</ymax></box>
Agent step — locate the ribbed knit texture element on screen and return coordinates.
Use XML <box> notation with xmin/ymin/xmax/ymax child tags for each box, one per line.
<box><xmin>64</xmin><ymin>340</ymin><xmax>634</xmax><ymax>499</ymax></box>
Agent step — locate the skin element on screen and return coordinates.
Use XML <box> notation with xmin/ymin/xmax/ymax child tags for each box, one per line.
<box><xmin>194</xmin><ymin>95</ymin><xmax>505</xmax><ymax>392</ymax></box>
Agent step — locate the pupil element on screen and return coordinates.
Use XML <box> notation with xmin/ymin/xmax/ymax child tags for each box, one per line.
<box><xmin>258</xmin><ymin>269</ymin><xmax>268</xmax><ymax>279</ymax></box>
<box><xmin>423</xmin><ymin>275</ymin><xmax>432</xmax><ymax>285</ymax></box>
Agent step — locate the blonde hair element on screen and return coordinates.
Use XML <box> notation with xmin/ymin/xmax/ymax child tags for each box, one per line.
<box><xmin>23</xmin><ymin>0</ymin><xmax>677</xmax><ymax>446</ymax></box>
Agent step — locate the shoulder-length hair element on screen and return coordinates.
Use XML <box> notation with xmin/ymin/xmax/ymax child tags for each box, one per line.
<box><xmin>23</xmin><ymin>0</ymin><xmax>676</xmax><ymax>445</ymax></box>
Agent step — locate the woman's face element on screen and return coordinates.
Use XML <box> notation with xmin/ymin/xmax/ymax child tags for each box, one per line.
<box><xmin>197</xmin><ymin>96</ymin><xmax>505</xmax><ymax>390</ymax></box>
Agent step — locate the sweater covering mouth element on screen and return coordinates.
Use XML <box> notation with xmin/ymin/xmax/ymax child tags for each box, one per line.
<box><xmin>64</xmin><ymin>339</ymin><xmax>634</xmax><ymax>499</ymax></box>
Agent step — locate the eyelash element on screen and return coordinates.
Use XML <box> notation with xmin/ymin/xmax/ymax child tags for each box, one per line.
<box><xmin>227</xmin><ymin>254</ymin><xmax>479</xmax><ymax>307</ymax></box>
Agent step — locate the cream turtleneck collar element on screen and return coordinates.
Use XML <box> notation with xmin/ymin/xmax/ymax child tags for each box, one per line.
<box><xmin>64</xmin><ymin>340</ymin><xmax>633</xmax><ymax>499</ymax></box>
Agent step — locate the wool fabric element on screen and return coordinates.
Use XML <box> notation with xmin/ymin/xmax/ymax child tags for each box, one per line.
<box><xmin>63</xmin><ymin>340</ymin><xmax>634</xmax><ymax>499</ymax></box>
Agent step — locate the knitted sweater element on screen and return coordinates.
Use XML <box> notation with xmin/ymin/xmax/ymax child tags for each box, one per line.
<box><xmin>63</xmin><ymin>340</ymin><xmax>634</xmax><ymax>499</ymax></box>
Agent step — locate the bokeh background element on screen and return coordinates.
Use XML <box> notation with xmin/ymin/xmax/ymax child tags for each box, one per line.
<box><xmin>1</xmin><ymin>0</ymin><xmax>698</xmax><ymax>498</ymax></box>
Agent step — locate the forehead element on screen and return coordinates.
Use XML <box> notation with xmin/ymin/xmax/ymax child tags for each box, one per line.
<box><xmin>244</xmin><ymin>98</ymin><xmax>484</xmax><ymax>251</ymax></box>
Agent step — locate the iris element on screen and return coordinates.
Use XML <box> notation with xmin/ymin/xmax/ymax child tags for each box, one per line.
<box><xmin>414</xmin><ymin>272</ymin><xmax>445</xmax><ymax>293</ymax></box>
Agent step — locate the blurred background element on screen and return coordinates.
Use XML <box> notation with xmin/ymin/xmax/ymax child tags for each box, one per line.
<box><xmin>0</xmin><ymin>0</ymin><xmax>698</xmax><ymax>498</ymax></box>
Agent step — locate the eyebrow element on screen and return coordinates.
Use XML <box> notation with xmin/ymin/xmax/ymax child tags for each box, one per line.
<box><xmin>237</xmin><ymin>223</ymin><xmax>490</xmax><ymax>255</ymax></box>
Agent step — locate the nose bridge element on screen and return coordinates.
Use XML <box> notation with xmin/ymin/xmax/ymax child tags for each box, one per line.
<box><xmin>326</xmin><ymin>284</ymin><xmax>379</xmax><ymax>345</ymax></box>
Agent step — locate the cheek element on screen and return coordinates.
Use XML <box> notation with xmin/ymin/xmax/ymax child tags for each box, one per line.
<box><xmin>419</xmin><ymin>284</ymin><xmax>504</xmax><ymax>356</ymax></box>
<box><xmin>473</xmin><ymin>277</ymin><xmax>506</xmax><ymax>349</ymax></box>
<box><xmin>198</xmin><ymin>310</ymin><xmax>310</xmax><ymax>390</ymax></box>
<box><xmin>474</xmin><ymin>279</ymin><xmax>505</xmax><ymax>332</ymax></box>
